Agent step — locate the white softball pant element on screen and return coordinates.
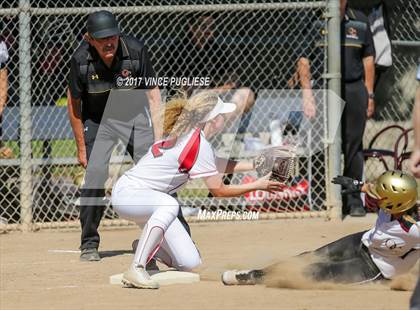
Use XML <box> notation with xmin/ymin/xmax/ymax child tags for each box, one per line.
<box><xmin>112</xmin><ymin>176</ymin><xmax>201</xmax><ymax>271</ymax></box>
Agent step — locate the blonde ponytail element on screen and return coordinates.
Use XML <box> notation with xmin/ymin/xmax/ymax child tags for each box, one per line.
<box><xmin>162</xmin><ymin>91</ymin><xmax>219</xmax><ymax>137</ymax></box>
<box><xmin>161</xmin><ymin>97</ymin><xmax>188</xmax><ymax>136</ymax></box>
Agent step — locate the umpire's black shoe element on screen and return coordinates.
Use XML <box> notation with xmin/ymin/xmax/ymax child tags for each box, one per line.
<box><xmin>80</xmin><ymin>248</ymin><xmax>101</xmax><ymax>262</ymax></box>
<box><xmin>350</xmin><ymin>204</ymin><xmax>367</xmax><ymax>217</ymax></box>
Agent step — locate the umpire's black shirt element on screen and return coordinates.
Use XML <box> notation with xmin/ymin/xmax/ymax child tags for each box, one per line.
<box><xmin>68</xmin><ymin>35</ymin><xmax>156</xmax><ymax>123</ymax></box>
<box><xmin>341</xmin><ymin>8</ymin><xmax>375</xmax><ymax>83</ymax></box>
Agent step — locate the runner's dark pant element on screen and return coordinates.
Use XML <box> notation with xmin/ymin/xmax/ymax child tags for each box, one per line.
<box><xmin>411</xmin><ymin>274</ymin><xmax>420</xmax><ymax>310</ymax></box>
<box><xmin>304</xmin><ymin>231</ymin><xmax>383</xmax><ymax>283</ymax></box>
<box><xmin>342</xmin><ymin>80</ymin><xmax>368</xmax><ymax>213</ymax></box>
<box><xmin>80</xmin><ymin>118</ymin><xmax>190</xmax><ymax>250</ymax></box>
<box><xmin>247</xmin><ymin>231</ymin><xmax>382</xmax><ymax>285</ymax></box>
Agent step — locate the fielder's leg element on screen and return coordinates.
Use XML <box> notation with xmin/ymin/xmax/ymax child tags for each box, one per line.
<box><xmin>154</xmin><ymin>217</ymin><xmax>201</xmax><ymax>271</ymax></box>
<box><xmin>123</xmin><ymin>222</ymin><xmax>164</xmax><ymax>289</ymax></box>
<box><xmin>112</xmin><ymin>186</ymin><xmax>180</xmax><ymax>289</ymax></box>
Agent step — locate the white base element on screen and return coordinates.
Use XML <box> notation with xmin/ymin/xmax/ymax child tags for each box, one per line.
<box><xmin>110</xmin><ymin>270</ymin><xmax>200</xmax><ymax>286</ymax></box>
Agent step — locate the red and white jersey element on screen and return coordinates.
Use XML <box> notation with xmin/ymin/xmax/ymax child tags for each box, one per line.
<box><xmin>362</xmin><ymin>209</ymin><xmax>420</xmax><ymax>279</ymax></box>
<box><xmin>123</xmin><ymin>128</ymin><xmax>218</xmax><ymax>194</ymax></box>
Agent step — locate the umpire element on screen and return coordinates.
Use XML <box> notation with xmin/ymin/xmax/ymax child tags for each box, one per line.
<box><xmin>340</xmin><ymin>0</ymin><xmax>375</xmax><ymax>216</ymax></box>
<box><xmin>67</xmin><ymin>11</ymin><xmax>164</xmax><ymax>261</ymax></box>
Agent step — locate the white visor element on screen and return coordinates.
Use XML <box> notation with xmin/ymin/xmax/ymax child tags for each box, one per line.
<box><xmin>201</xmin><ymin>97</ymin><xmax>236</xmax><ymax>122</ymax></box>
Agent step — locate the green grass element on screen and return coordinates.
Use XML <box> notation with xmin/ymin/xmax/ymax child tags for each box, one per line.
<box><xmin>3</xmin><ymin>139</ymin><xmax>76</xmax><ymax>158</ymax></box>
<box><xmin>3</xmin><ymin>139</ymin><xmax>80</xmax><ymax>178</ymax></box>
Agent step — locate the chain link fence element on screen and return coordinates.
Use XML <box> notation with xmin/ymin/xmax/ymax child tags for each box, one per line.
<box><xmin>1</xmin><ymin>1</ymin><xmax>332</xmax><ymax>230</ymax></box>
<box><xmin>362</xmin><ymin>0</ymin><xmax>419</xmax><ymax>182</ymax></box>
<box><xmin>8</xmin><ymin>0</ymin><xmax>406</xmax><ymax>231</ymax></box>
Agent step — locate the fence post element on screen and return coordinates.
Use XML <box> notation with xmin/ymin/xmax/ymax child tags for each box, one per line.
<box><xmin>19</xmin><ymin>0</ymin><xmax>33</xmax><ymax>231</ymax></box>
<box><xmin>326</xmin><ymin>0</ymin><xmax>342</xmax><ymax>220</ymax></box>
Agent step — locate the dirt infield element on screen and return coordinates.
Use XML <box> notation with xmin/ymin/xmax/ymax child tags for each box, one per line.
<box><xmin>0</xmin><ymin>215</ymin><xmax>414</xmax><ymax>310</ymax></box>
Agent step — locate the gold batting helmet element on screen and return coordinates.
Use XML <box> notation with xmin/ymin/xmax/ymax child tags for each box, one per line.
<box><xmin>366</xmin><ymin>170</ymin><xmax>418</xmax><ymax>214</ymax></box>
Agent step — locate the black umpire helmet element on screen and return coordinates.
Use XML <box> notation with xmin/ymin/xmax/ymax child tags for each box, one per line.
<box><xmin>87</xmin><ymin>10</ymin><xmax>120</xmax><ymax>39</ymax></box>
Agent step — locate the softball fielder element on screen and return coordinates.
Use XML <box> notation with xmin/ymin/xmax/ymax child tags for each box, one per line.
<box><xmin>112</xmin><ymin>91</ymin><xmax>284</xmax><ymax>289</ymax></box>
<box><xmin>223</xmin><ymin>170</ymin><xmax>419</xmax><ymax>285</ymax></box>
